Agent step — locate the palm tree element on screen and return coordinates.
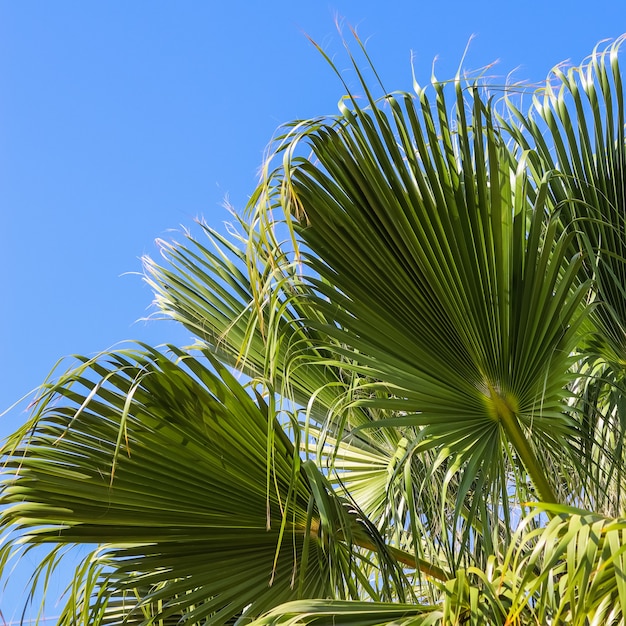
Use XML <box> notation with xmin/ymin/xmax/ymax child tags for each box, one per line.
<box><xmin>4</xmin><ymin>34</ymin><xmax>626</xmax><ymax>624</ymax></box>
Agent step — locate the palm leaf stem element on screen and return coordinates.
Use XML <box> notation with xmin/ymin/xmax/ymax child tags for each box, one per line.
<box><xmin>487</xmin><ymin>385</ymin><xmax>560</xmax><ymax>506</ymax></box>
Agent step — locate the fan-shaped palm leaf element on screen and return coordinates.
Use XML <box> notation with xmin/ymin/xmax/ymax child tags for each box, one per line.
<box><xmin>0</xmin><ymin>345</ymin><xmax>412</xmax><ymax>624</ymax></box>
<box><xmin>250</xmin><ymin>41</ymin><xmax>589</xmax><ymax>569</ymax></box>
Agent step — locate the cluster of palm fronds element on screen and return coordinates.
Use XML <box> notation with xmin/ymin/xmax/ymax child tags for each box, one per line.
<box><xmin>3</xmin><ymin>35</ymin><xmax>626</xmax><ymax>625</ymax></box>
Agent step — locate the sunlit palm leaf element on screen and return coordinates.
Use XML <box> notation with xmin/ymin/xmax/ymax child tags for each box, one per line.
<box><xmin>505</xmin><ymin>503</ymin><xmax>626</xmax><ymax>624</ymax></box>
<box><xmin>249</xmin><ymin>599</ymin><xmax>441</xmax><ymax>626</ymax></box>
<box><xmin>253</xmin><ymin>43</ymin><xmax>589</xmax><ymax>570</ymax></box>
<box><xmin>0</xmin><ymin>346</ymin><xmax>409</xmax><ymax>624</ymax></box>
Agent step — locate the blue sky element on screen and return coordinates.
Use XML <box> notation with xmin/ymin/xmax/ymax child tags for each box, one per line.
<box><xmin>2</xmin><ymin>0</ymin><xmax>626</xmax><ymax>622</ymax></box>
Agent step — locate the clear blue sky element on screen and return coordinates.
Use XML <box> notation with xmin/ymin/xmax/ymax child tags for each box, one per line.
<box><xmin>2</xmin><ymin>0</ymin><xmax>626</xmax><ymax>622</ymax></box>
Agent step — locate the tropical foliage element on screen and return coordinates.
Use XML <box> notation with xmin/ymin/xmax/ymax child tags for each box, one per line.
<box><xmin>3</xmin><ymin>35</ymin><xmax>626</xmax><ymax>624</ymax></box>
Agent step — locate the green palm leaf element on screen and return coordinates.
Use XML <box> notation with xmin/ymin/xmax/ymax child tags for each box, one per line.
<box><xmin>505</xmin><ymin>503</ymin><xmax>626</xmax><ymax>624</ymax></box>
<box><xmin>253</xmin><ymin>42</ymin><xmax>588</xmax><ymax>562</ymax></box>
<box><xmin>248</xmin><ymin>599</ymin><xmax>440</xmax><ymax>626</ymax></box>
<box><xmin>0</xmin><ymin>345</ymin><xmax>410</xmax><ymax>624</ymax></box>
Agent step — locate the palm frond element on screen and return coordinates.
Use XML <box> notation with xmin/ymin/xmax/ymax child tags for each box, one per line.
<box><xmin>252</xmin><ymin>42</ymin><xmax>589</xmax><ymax>568</ymax></box>
<box><xmin>0</xmin><ymin>345</ymin><xmax>412</xmax><ymax>624</ymax></box>
<box><xmin>249</xmin><ymin>599</ymin><xmax>440</xmax><ymax>626</ymax></box>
